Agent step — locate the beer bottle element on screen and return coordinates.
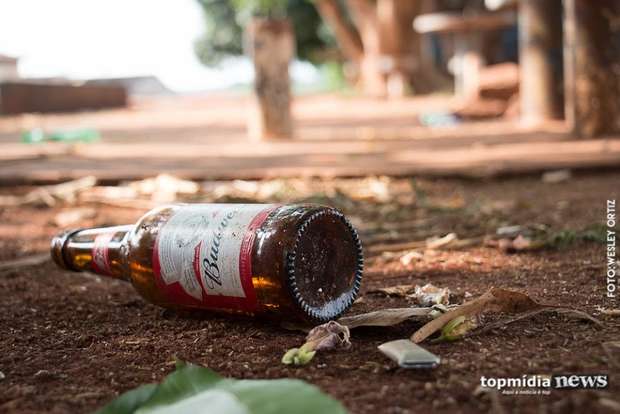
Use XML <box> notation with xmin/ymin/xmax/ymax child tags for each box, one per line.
<box><xmin>51</xmin><ymin>204</ymin><xmax>363</xmax><ymax>322</ymax></box>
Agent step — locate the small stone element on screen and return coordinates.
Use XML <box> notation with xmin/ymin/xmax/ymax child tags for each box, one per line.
<box><xmin>34</xmin><ymin>369</ymin><xmax>53</xmax><ymax>379</ymax></box>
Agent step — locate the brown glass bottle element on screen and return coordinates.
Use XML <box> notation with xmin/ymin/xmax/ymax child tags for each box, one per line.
<box><xmin>51</xmin><ymin>204</ymin><xmax>363</xmax><ymax>322</ymax></box>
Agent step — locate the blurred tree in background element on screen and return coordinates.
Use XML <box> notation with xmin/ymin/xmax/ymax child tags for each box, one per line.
<box><xmin>194</xmin><ymin>0</ymin><xmax>333</xmax><ymax>66</ymax></box>
<box><xmin>195</xmin><ymin>0</ymin><xmax>438</xmax><ymax>97</ymax></box>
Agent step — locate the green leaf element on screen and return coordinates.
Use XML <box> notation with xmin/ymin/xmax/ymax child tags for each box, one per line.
<box><xmin>95</xmin><ymin>383</ymin><xmax>157</xmax><ymax>414</ymax></box>
<box><xmin>435</xmin><ymin>315</ymin><xmax>478</xmax><ymax>342</ymax></box>
<box><xmin>282</xmin><ymin>347</ymin><xmax>300</xmax><ymax>365</ymax></box>
<box><xmin>96</xmin><ymin>362</ymin><xmax>346</xmax><ymax>414</ymax></box>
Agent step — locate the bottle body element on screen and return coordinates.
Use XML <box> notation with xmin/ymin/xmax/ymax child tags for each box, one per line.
<box><xmin>51</xmin><ymin>204</ymin><xmax>363</xmax><ymax>322</ymax></box>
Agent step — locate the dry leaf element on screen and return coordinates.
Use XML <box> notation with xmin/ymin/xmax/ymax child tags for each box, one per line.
<box><xmin>496</xmin><ymin>235</ymin><xmax>545</xmax><ymax>253</ymax></box>
<box><xmin>305</xmin><ymin>321</ymin><xmax>351</xmax><ymax>351</ymax></box>
<box><xmin>400</xmin><ymin>251</ymin><xmax>423</xmax><ymax>266</ymax></box>
<box><xmin>411</xmin><ymin>288</ymin><xmax>601</xmax><ymax>343</ymax></box>
<box><xmin>426</xmin><ymin>233</ymin><xmax>457</xmax><ymax>250</ymax></box>
<box><xmin>598</xmin><ymin>308</ymin><xmax>620</xmax><ymax>317</ymax></box>
<box><xmin>282</xmin><ymin>321</ymin><xmax>350</xmax><ymax>366</ymax></box>
<box><xmin>53</xmin><ymin>207</ymin><xmax>96</xmax><ymax>227</ymax></box>
<box><xmin>411</xmin><ymin>287</ymin><xmax>543</xmax><ymax>343</ymax></box>
<box><xmin>368</xmin><ymin>284</ymin><xmax>415</xmax><ymax>297</ymax></box>
<box><xmin>0</xmin><ymin>176</ymin><xmax>96</xmax><ymax>207</ymax></box>
<box><xmin>338</xmin><ymin>307</ymin><xmax>434</xmax><ymax>329</ymax></box>
<box><xmin>410</xmin><ymin>283</ymin><xmax>450</xmax><ymax>306</ymax></box>
<box><xmin>129</xmin><ymin>174</ymin><xmax>199</xmax><ymax>203</ymax></box>
<box><xmin>542</xmin><ymin>169</ymin><xmax>571</xmax><ymax>184</ymax></box>
<box><xmin>437</xmin><ymin>315</ymin><xmax>479</xmax><ymax>341</ymax></box>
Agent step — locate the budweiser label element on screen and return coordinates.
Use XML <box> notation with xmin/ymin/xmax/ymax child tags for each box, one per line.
<box><xmin>92</xmin><ymin>232</ymin><xmax>115</xmax><ymax>275</ymax></box>
<box><xmin>153</xmin><ymin>204</ymin><xmax>276</xmax><ymax>311</ymax></box>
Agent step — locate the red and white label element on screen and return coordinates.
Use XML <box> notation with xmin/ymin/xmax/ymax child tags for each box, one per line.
<box><xmin>152</xmin><ymin>204</ymin><xmax>276</xmax><ymax>312</ymax></box>
<box><xmin>92</xmin><ymin>232</ymin><xmax>115</xmax><ymax>275</ymax></box>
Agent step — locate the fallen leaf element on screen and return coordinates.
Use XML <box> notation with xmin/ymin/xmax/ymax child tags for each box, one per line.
<box><xmin>0</xmin><ymin>176</ymin><xmax>96</xmax><ymax>207</ymax></box>
<box><xmin>305</xmin><ymin>321</ymin><xmax>351</xmax><ymax>351</ymax></box>
<box><xmin>496</xmin><ymin>235</ymin><xmax>545</xmax><ymax>253</ymax></box>
<box><xmin>411</xmin><ymin>288</ymin><xmax>543</xmax><ymax>343</ymax></box>
<box><xmin>368</xmin><ymin>284</ymin><xmax>415</xmax><ymax>297</ymax></box>
<box><xmin>400</xmin><ymin>251</ymin><xmax>423</xmax><ymax>266</ymax></box>
<box><xmin>598</xmin><ymin>308</ymin><xmax>620</xmax><ymax>317</ymax></box>
<box><xmin>542</xmin><ymin>169</ymin><xmax>571</xmax><ymax>184</ymax></box>
<box><xmin>426</xmin><ymin>233</ymin><xmax>457</xmax><ymax>250</ymax></box>
<box><xmin>496</xmin><ymin>225</ymin><xmax>525</xmax><ymax>238</ymax></box>
<box><xmin>97</xmin><ymin>362</ymin><xmax>346</xmax><ymax>414</ymax></box>
<box><xmin>338</xmin><ymin>307</ymin><xmax>433</xmax><ymax>329</ymax></box>
<box><xmin>129</xmin><ymin>174</ymin><xmax>199</xmax><ymax>203</ymax></box>
<box><xmin>282</xmin><ymin>347</ymin><xmax>316</xmax><ymax>366</ymax></box>
<box><xmin>411</xmin><ymin>288</ymin><xmax>601</xmax><ymax>343</ymax></box>
<box><xmin>53</xmin><ymin>207</ymin><xmax>96</xmax><ymax>227</ymax></box>
<box><xmin>512</xmin><ymin>234</ymin><xmax>533</xmax><ymax>251</ymax></box>
<box><xmin>436</xmin><ymin>315</ymin><xmax>478</xmax><ymax>341</ymax></box>
<box><xmin>409</xmin><ymin>283</ymin><xmax>450</xmax><ymax>306</ymax></box>
<box><xmin>282</xmin><ymin>321</ymin><xmax>350</xmax><ymax>366</ymax></box>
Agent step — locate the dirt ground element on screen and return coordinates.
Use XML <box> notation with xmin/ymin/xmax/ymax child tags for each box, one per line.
<box><xmin>0</xmin><ymin>171</ymin><xmax>619</xmax><ymax>413</ymax></box>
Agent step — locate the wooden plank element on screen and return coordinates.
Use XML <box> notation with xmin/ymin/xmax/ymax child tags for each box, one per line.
<box><xmin>0</xmin><ymin>138</ymin><xmax>618</xmax><ymax>184</ymax></box>
<box><xmin>0</xmin><ymin>82</ymin><xmax>127</xmax><ymax>115</ymax></box>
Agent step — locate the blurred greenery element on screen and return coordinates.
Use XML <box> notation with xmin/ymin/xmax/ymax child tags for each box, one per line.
<box><xmin>194</xmin><ymin>0</ymin><xmax>335</xmax><ymax>66</ymax></box>
<box><xmin>96</xmin><ymin>361</ymin><xmax>346</xmax><ymax>414</ymax></box>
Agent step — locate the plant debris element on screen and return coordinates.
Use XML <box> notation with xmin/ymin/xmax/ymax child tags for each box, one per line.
<box><xmin>411</xmin><ymin>288</ymin><xmax>601</xmax><ymax>343</ymax></box>
<box><xmin>412</xmin><ymin>288</ymin><xmax>543</xmax><ymax>343</ymax></box>
<box><xmin>338</xmin><ymin>307</ymin><xmax>435</xmax><ymax>329</ymax></box>
<box><xmin>412</xmin><ymin>284</ymin><xmax>451</xmax><ymax>306</ymax></box>
<box><xmin>53</xmin><ymin>207</ymin><xmax>97</xmax><ymax>227</ymax></box>
<box><xmin>127</xmin><ymin>173</ymin><xmax>200</xmax><ymax>203</ymax></box>
<box><xmin>0</xmin><ymin>176</ymin><xmax>96</xmax><ymax>207</ymax></box>
<box><xmin>541</xmin><ymin>169</ymin><xmax>572</xmax><ymax>184</ymax></box>
<box><xmin>369</xmin><ymin>283</ymin><xmax>450</xmax><ymax>306</ymax></box>
<box><xmin>282</xmin><ymin>321</ymin><xmax>351</xmax><ymax>366</ymax></box>
<box><xmin>435</xmin><ymin>315</ymin><xmax>479</xmax><ymax>342</ymax></box>
<box><xmin>488</xmin><ymin>224</ymin><xmax>608</xmax><ymax>253</ymax></box>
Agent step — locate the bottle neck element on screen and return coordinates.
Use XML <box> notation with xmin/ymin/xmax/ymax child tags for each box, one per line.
<box><xmin>51</xmin><ymin>225</ymin><xmax>133</xmax><ymax>280</ymax></box>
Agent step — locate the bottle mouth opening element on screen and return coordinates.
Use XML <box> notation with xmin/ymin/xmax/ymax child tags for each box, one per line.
<box><xmin>50</xmin><ymin>228</ymin><xmax>83</xmax><ymax>271</ymax></box>
<box><xmin>286</xmin><ymin>208</ymin><xmax>363</xmax><ymax>322</ymax></box>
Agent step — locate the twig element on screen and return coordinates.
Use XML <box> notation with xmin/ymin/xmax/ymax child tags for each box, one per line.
<box><xmin>465</xmin><ymin>307</ymin><xmax>603</xmax><ymax>338</ymax></box>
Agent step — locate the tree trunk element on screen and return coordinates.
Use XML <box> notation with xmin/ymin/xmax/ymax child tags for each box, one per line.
<box><xmin>518</xmin><ymin>0</ymin><xmax>563</xmax><ymax>124</ymax></box>
<box><xmin>246</xmin><ymin>18</ymin><xmax>294</xmax><ymax>141</ymax></box>
<box><xmin>564</xmin><ymin>0</ymin><xmax>620</xmax><ymax>137</ymax></box>
<box><xmin>346</xmin><ymin>0</ymin><xmax>386</xmax><ymax>97</ymax></box>
<box><xmin>318</xmin><ymin>0</ymin><xmax>433</xmax><ymax>97</ymax></box>
<box><xmin>315</xmin><ymin>0</ymin><xmax>363</xmax><ymax>63</ymax></box>
<box><xmin>377</xmin><ymin>0</ymin><xmax>425</xmax><ymax>97</ymax></box>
